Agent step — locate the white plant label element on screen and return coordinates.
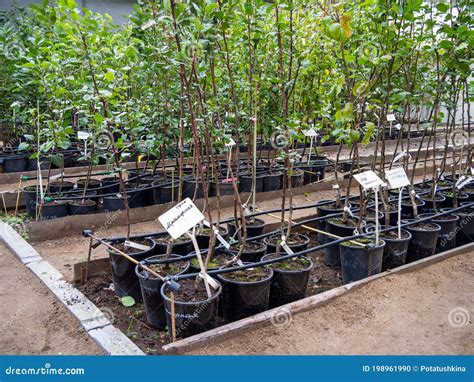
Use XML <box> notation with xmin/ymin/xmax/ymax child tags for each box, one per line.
<box><xmin>226</xmin><ymin>138</ymin><xmax>236</xmax><ymax>147</ymax></box>
<box><xmin>198</xmin><ymin>272</ymin><xmax>219</xmax><ymax>290</ymax></box>
<box><xmin>395</xmin><ymin>123</ymin><xmax>402</xmax><ymax>131</ymax></box>
<box><xmin>457</xmin><ymin>176</ymin><xmax>473</xmax><ymax>190</ymax></box>
<box><xmin>303</xmin><ymin>128</ymin><xmax>318</xmax><ymax>137</ymax></box>
<box><xmin>387</xmin><ymin>114</ymin><xmax>396</xmax><ymax>122</ymax></box>
<box><xmin>385</xmin><ymin>167</ymin><xmax>411</xmax><ymax>189</ymax></box>
<box><xmin>124</xmin><ymin>240</ymin><xmax>151</xmax><ymax>251</ymax></box>
<box><xmin>353</xmin><ymin>170</ymin><xmax>385</xmax><ymax>190</ymax></box>
<box><xmin>77</xmin><ymin>130</ymin><xmax>91</xmax><ymax>140</ymax></box>
<box><xmin>141</xmin><ymin>20</ymin><xmax>156</xmax><ymax>30</ymax></box>
<box><xmin>158</xmin><ymin>198</ymin><xmax>204</xmax><ymax>239</ymax></box>
<box><xmin>49</xmin><ymin>172</ymin><xmax>64</xmax><ymax>181</ymax></box>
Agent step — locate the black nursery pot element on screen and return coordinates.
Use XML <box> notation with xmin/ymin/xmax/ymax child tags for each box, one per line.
<box><xmin>290</xmin><ymin>169</ymin><xmax>304</xmax><ymax>188</ymax></box>
<box><xmin>404</xmin><ymin>221</ymin><xmax>441</xmax><ymax>263</ymax></box>
<box><xmin>227</xmin><ymin>218</ymin><xmax>266</xmax><ymax>238</ymax></box>
<box><xmin>76</xmin><ymin>178</ymin><xmax>102</xmax><ymax>191</ymax></box>
<box><xmin>219</xmin><ymin>241</ymin><xmax>268</xmax><ymax>263</ymax></box>
<box><xmin>103</xmin><ymin>194</ymin><xmax>125</xmax><ymax>212</ymax></box>
<box><xmin>419</xmin><ymin>211</ymin><xmax>460</xmax><ymax>253</ymax></box>
<box><xmin>315</xmin><ymin>200</ymin><xmax>347</xmax><ymax>244</ymax></box>
<box><xmin>22</xmin><ymin>185</ymin><xmax>42</xmax><ymax>219</ymax></box>
<box><xmin>340</xmin><ymin>239</ymin><xmax>385</xmax><ymax>284</ymax></box>
<box><xmin>135</xmin><ymin>255</ymin><xmax>190</xmax><ymax>329</ymax></box>
<box><xmin>262</xmin><ymin>172</ymin><xmax>282</xmax><ymax>192</ymax></box>
<box><xmin>1</xmin><ymin>154</ymin><xmax>27</xmax><ymax>173</ymax></box>
<box><xmin>152</xmin><ymin>180</ymin><xmax>179</xmax><ymax>204</ymax></box>
<box><xmin>48</xmin><ymin>180</ymin><xmax>75</xmax><ymax>194</ymax></box>
<box><xmin>440</xmin><ymin>191</ymin><xmax>470</xmax><ymax>208</ymax></box>
<box><xmin>263</xmin><ymin>233</ymin><xmax>310</xmax><ymax>254</ymax></box>
<box><xmin>125</xmin><ymin>185</ymin><xmax>148</xmax><ymax>209</ymax></box>
<box><xmin>453</xmin><ymin>203</ymin><xmax>474</xmax><ymax>246</ymax></box>
<box><xmin>151</xmin><ymin>232</ymin><xmax>193</xmax><ymax>256</ymax></box>
<box><xmin>107</xmin><ymin>238</ymin><xmax>156</xmax><ymax>301</ymax></box>
<box><xmin>401</xmin><ymin>199</ymin><xmax>425</xmax><ymax>219</ymax></box>
<box><xmin>418</xmin><ymin>194</ymin><xmax>446</xmax><ymax>213</ymax></box>
<box><xmin>239</xmin><ymin>173</ymin><xmax>264</xmax><ymax>193</ymax></box>
<box><xmin>262</xmin><ymin>254</ymin><xmax>313</xmax><ymax>308</ymax></box>
<box><xmin>209</xmin><ymin>179</ymin><xmax>236</xmax><ymax>197</ymax></box>
<box><xmin>101</xmin><ymin>177</ymin><xmax>121</xmax><ymax>195</ymax></box>
<box><xmin>377</xmin><ymin>227</ymin><xmax>412</xmax><ymax>271</ymax></box>
<box><xmin>324</xmin><ymin>217</ymin><xmax>366</xmax><ymax>267</ymax></box>
<box><xmin>26</xmin><ymin>157</ymin><xmax>50</xmax><ymax>171</ymax></box>
<box><xmin>183</xmin><ymin>177</ymin><xmax>206</xmax><ymax>199</ymax></box>
<box><xmin>297</xmin><ymin>158</ymin><xmax>328</xmax><ymax>184</ymax></box>
<box><xmin>40</xmin><ymin>200</ymin><xmax>69</xmax><ymax>220</ymax></box>
<box><xmin>161</xmin><ymin>278</ymin><xmax>222</xmax><ymax>338</ymax></box>
<box><xmin>217</xmin><ymin>266</ymin><xmax>273</xmax><ymax>323</ymax></box>
<box><xmin>196</xmin><ymin>225</ymin><xmax>229</xmax><ymax>249</ymax></box>
<box><xmin>68</xmin><ymin>199</ymin><xmax>96</xmax><ymax>215</ymax></box>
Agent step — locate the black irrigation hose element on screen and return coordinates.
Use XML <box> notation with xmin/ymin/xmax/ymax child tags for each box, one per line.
<box><xmin>159</xmin><ymin>202</ymin><xmax>474</xmax><ymax>282</ymax></box>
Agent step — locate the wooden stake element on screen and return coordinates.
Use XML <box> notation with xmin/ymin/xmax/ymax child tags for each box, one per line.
<box><xmin>170</xmin><ymin>291</ymin><xmax>177</xmax><ymax>342</ymax></box>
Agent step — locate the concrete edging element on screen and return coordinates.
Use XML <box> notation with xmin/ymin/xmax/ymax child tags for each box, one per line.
<box><xmin>0</xmin><ymin>222</ymin><xmax>144</xmax><ymax>356</ymax></box>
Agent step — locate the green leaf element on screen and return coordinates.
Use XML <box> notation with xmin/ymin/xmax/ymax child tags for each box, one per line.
<box><xmin>104</xmin><ymin>71</ymin><xmax>115</xmax><ymax>82</ymax></box>
<box><xmin>435</xmin><ymin>3</ymin><xmax>449</xmax><ymax>13</ymax></box>
<box><xmin>120</xmin><ymin>296</ymin><xmax>135</xmax><ymax>307</ymax></box>
<box><xmin>17</xmin><ymin>142</ymin><xmax>30</xmax><ymax>151</ymax></box>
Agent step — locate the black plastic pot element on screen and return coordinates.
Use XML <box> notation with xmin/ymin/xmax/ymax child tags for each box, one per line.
<box><xmin>418</xmin><ymin>194</ymin><xmax>446</xmax><ymax>213</ymax></box>
<box><xmin>136</xmin><ymin>254</ymin><xmax>190</xmax><ymax>329</ymax></box>
<box><xmin>1</xmin><ymin>155</ymin><xmax>26</xmax><ymax>173</ymax></box>
<box><xmin>239</xmin><ymin>173</ymin><xmax>264</xmax><ymax>193</ymax></box>
<box><xmin>22</xmin><ymin>185</ymin><xmax>42</xmax><ymax>219</ymax></box>
<box><xmin>161</xmin><ymin>278</ymin><xmax>222</xmax><ymax>338</ymax></box>
<box><xmin>262</xmin><ymin>254</ymin><xmax>313</xmax><ymax>308</ymax></box>
<box><xmin>151</xmin><ymin>232</ymin><xmax>193</xmax><ymax>256</ymax></box>
<box><xmin>368</xmin><ymin>204</ymin><xmax>398</xmax><ymax>226</ymax></box>
<box><xmin>440</xmin><ymin>191</ymin><xmax>470</xmax><ymax>208</ymax></box>
<box><xmin>297</xmin><ymin>159</ymin><xmax>327</xmax><ymax>184</ymax></box>
<box><xmin>26</xmin><ymin>157</ymin><xmax>50</xmax><ymax>171</ymax></box>
<box><xmin>217</xmin><ymin>266</ymin><xmax>273</xmax><ymax>322</ymax></box>
<box><xmin>263</xmin><ymin>233</ymin><xmax>310</xmax><ymax>254</ymax></box>
<box><xmin>315</xmin><ymin>200</ymin><xmax>346</xmax><ymax>244</ymax></box>
<box><xmin>340</xmin><ymin>239</ymin><xmax>385</xmax><ymax>284</ymax></box>
<box><xmin>401</xmin><ymin>199</ymin><xmax>425</xmax><ymax>219</ymax></box>
<box><xmin>453</xmin><ymin>203</ymin><xmax>474</xmax><ymax>246</ymax></box>
<box><xmin>103</xmin><ymin>194</ymin><xmax>125</xmax><ymax>212</ymax></box>
<box><xmin>419</xmin><ymin>211</ymin><xmax>460</xmax><ymax>253</ymax></box>
<box><xmin>324</xmin><ymin>217</ymin><xmax>366</xmax><ymax>267</ymax></box>
<box><xmin>227</xmin><ymin>218</ymin><xmax>266</xmax><ymax>238</ymax></box>
<box><xmin>355</xmin><ymin>210</ymin><xmax>384</xmax><ymax>225</ymax></box>
<box><xmin>404</xmin><ymin>221</ymin><xmax>441</xmax><ymax>263</ymax></box>
<box><xmin>219</xmin><ymin>241</ymin><xmax>268</xmax><ymax>262</ymax></box>
<box><xmin>290</xmin><ymin>169</ymin><xmax>304</xmax><ymax>188</ymax></box>
<box><xmin>76</xmin><ymin>178</ymin><xmax>102</xmax><ymax>191</ymax></box>
<box><xmin>48</xmin><ymin>180</ymin><xmax>75</xmax><ymax>194</ymax></box>
<box><xmin>377</xmin><ymin>228</ymin><xmax>412</xmax><ymax>271</ymax></box>
<box><xmin>183</xmin><ymin>177</ymin><xmax>206</xmax><ymax>199</ymax></box>
<box><xmin>196</xmin><ymin>225</ymin><xmax>229</xmax><ymax>249</ymax></box>
<box><xmin>262</xmin><ymin>172</ymin><xmax>282</xmax><ymax>192</ymax></box>
<box><xmin>40</xmin><ymin>200</ymin><xmax>69</xmax><ymax>220</ymax></box>
<box><xmin>107</xmin><ymin>238</ymin><xmax>156</xmax><ymax>301</ymax></box>
<box><xmin>68</xmin><ymin>199</ymin><xmax>96</xmax><ymax>215</ymax></box>
<box><xmin>152</xmin><ymin>180</ymin><xmax>179</xmax><ymax>204</ymax></box>
<box><xmin>125</xmin><ymin>185</ymin><xmax>148</xmax><ymax>209</ymax></box>
<box><xmin>209</xmin><ymin>179</ymin><xmax>236</xmax><ymax>197</ymax></box>
<box><xmin>101</xmin><ymin>177</ymin><xmax>121</xmax><ymax>194</ymax></box>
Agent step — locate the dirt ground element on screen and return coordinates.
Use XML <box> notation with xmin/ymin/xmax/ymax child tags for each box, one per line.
<box><xmin>188</xmin><ymin>251</ymin><xmax>474</xmax><ymax>355</ymax></box>
<box><xmin>0</xmin><ymin>243</ymin><xmax>103</xmax><ymax>355</ymax></box>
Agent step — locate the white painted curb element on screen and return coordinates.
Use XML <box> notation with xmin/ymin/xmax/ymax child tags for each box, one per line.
<box><xmin>0</xmin><ymin>222</ymin><xmax>145</xmax><ymax>356</ymax></box>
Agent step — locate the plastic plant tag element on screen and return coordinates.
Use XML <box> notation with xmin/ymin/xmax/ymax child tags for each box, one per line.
<box><xmin>303</xmin><ymin>128</ymin><xmax>318</xmax><ymax>137</ymax></box>
<box><xmin>203</xmin><ymin>220</ymin><xmax>231</xmax><ymax>249</ymax></box>
<box><xmin>77</xmin><ymin>130</ymin><xmax>91</xmax><ymax>140</ymax></box>
<box><xmin>226</xmin><ymin>137</ymin><xmax>236</xmax><ymax>147</ymax></box>
<box><xmin>387</xmin><ymin>114</ymin><xmax>396</xmax><ymax>122</ymax></box>
<box><xmin>457</xmin><ymin>176</ymin><xmax>473</xmax><ymax>190</ymax></box>
<box><xmin>124</xmin><ymin>240</ymin><xmax>151</xmax><ymax>251</ymax></box>
<box><xmin>158</xmin><ymin>198</ymin><xmax>204</xmax><ymax>239</ymax></box>
<box><xmin>49</xmin><ymin>172</ymin><xmax>64</xmax><ymax>181</ymax></box>
<box><xmin>395</xmin><ymin>123</ymin><xmax>402</xmax><ymax>130</ymax></box>
<box><xmin>280</xmin><ymin>236</ymin><xmax>295</xmax><ymax>255</ymax></box>
<box><xmin>353</xmin><ymin>170</ymin><xmax>385</xmax><ymax>190</ymax></box>
<box><xmin>236</xmin><ymin>259</ymin><xmax>244</xmax><ymax>266</ymax></box>
<box><xmin>141</xmin><ymin>19</ymin><xmax>156</xmax><ymax>30</ymax></box>
<box><xmin>385</xmin><ymin>167</ymin><xmax>411</xmax><ymax>189</ymax></box>
<box><xmin>198</xmin><ymin>272</ymin><xmax>219</xmax><ymax>290</ymax></box>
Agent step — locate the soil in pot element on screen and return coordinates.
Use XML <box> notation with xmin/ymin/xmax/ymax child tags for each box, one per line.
<box><xmin>263</xmin><ymin>233</ymin><xmax>310</xmax><ymax>254</ymax></box>
<box><xmin>227</xmin><ymin>217</ymin><xmax>266</xmax><ymax>238</ymax></box>
<box><xmin>219</xmin><ymin>241</ymin><xmax>267</xmax><ymax>263</ymax></box>
<box><xmin>190</xmin><ymin>252</ymin><xmax>233</xmax><ymax>273</ymax></box>
<box><xmin>440</xmin><ymin>191</ymin><xmax>469</xmax><ymax>208</ymax></box>
<box><xmin>68</xmin><ymin>199</ymin><xmax>96</xmax><ymax>215</ymax></box>
<box><xmin>136</xmin><ymin>255</ymin><xmax>190</xmax><ymax>329</ymax></box>
<box><xmin>107</xmin><ymin>238</ymin><xmax>156</xmax><ymax>301</ymax></box>
<box><xmin>161</xmin><ymin>277</ymin><xmax>222</xmax><ymax>338</ymax></box>
<box><xmin>379</xmin><ymin>228</ymin><xmax>411</xmax><ymax>271</ymax></box>
<box><xmin>151</xmin><ymin>233</ymin><xmax>193</xmax><ymax>256</ymax></box>
<box><xmin>262</xmin><ymin>254</ymin><xmax>313</xmax><ymax>308</ymax></box>
<box><xmin>404</xmin><ymin>221</ymin><xmax>441</xmax><ymax>263</ymax></box>
<box><xmin>340</xmin><ymin>238</ymin><xmax>385</xmax><ymax>284</ymax></box>
<box><xmin>324</xmin><ymin>216</ymin><xmax>366</xmax><ymax>267</ymax></box>
<box><xmin>217</xmin><ymin>265</ymin><xmax>273</xmax><ymax>322</ymax></box>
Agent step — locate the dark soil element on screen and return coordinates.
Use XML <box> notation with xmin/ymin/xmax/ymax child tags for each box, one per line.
<box><xmin>228</xmin><ymin>241</ymin><xmax>266</xmax><ymax>252</ymax></box>
<box><xmin>409</xmin><ymin>222</ymin><xmax>439</xmax><ymax>231</ymax></box>
<box><xmin>266</xmin><ymin>233</ymin><xmax>308</xmax><ymax>246</ymax></box>
<box><xmin>147</xmin><ymin>261</ymin><xmax>187</xmax><ymax>277</ymax></box>
<box><xmin>432</xmin><ymin>213</ymin><xmax>457</xmax><ymax>221</ymax></box>
<box><xmin>220</xmin><ymin>266</ymin><xmax>271</xmax><ymax>282</ymax></box>
<box><xmin>328</xmin><ymin>216</ymin><xmax>359</xmax><ymax>227</ymax></box>
<box><xmin>230</xmin><ymin>217</ymin><xmax>265</xmax><ymax>227</ymax></box>
<box><xmin>69</xmin><ymin>199</ymin><xmax>95</xmax><ymax>206</ymax></box>
<box><xmin>380</xmin><ymin>230</ymin><xmax>410</xmax><ymax>240</ymax></box>
<box><xmin>152</xmin><ymin>235</ymin><xmax>190</xmax><ymax>245</ymax></box>
<box><xmin>266</xmin><ymin>254</ymin><xmax>311</xmax><ymax>271</ymax></box>
<box><xmin>191</xmin><ymin>252</ymin><xmax>231</xmax><ymax>269</ymax></box>
<box><xmin>164</xmin><ymin>278</ymin><xmax>219</xmax><ymax>302</ymax></box>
